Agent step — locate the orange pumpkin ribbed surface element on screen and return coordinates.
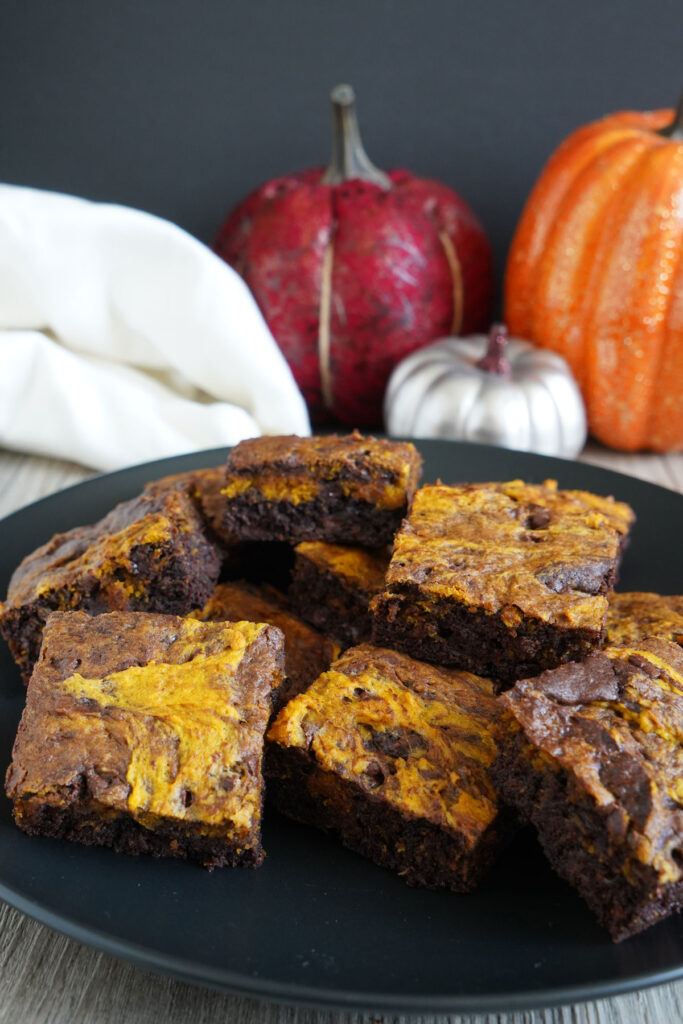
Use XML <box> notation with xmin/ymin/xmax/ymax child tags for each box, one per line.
<box><xmin>504</xmin><ymin>102</ymin><xmax>683</xmax><ymax>452</ymax></box>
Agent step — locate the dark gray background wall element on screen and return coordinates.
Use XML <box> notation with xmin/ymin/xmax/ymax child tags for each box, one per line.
<box><xmin>1</xmin><ymin>1</ymin><xmax>681</xmax><ymax>297</ymax></box>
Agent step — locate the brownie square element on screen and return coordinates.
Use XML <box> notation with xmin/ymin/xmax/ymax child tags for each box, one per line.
<box><xmin>5</xmin><ymin>611</ymin><xmax>284</xmax><ymax>868</ymax></box>
<box><xmin>494</xmin><ymin>638</ymin><xmax>683</xmax><ymax>941</ymax></box>
<box><xmin>0</xmin><ymin>488</ymin><xmax>221</xmax><ymax>682</ymax></box>
<box><xmin>607</xmin><ymin>592</ymin><xmax>683</xmax><ymax>647</ymax></box>
<box><xmin>193</xmin><ymin>581</ymin><xmax>339</xmax><ymax>707</ymax></box>
<box><xmin>289</xmin><ymin>542</ymin><xmax>391</xmax><ymax>646</ymax></box>
<box><xmin>371</xmin><ymin>479</ymin><xmax>634</xmax><ymax>688</ymax></box>
<box><xmin>221</xmin><ymin>433</ymin><xmax>422</xmax><ymax>546</ymax></box>
<box><xmin>266</xmin><ymin>644</ymin><xmax>509</xmax><ymax>891</ymax></box>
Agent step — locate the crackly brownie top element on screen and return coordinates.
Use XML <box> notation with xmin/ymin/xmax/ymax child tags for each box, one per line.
<box><xmin>268</xmin><ymin>644</ymin><xmax>500</xmax><ymax>843</ymax></box>
<box><xmin>607</xmin><ymin>592</ymin><xmax>683</xmax><ymax>647</ymax></box>
<box><xmin>193</xmin><ymin>581</ymin><xmax>339</xmax><ymax>699</ymax></box>
<box><xmin>4</xmin><ymin>489</ymin><xmax>208</xmax><ymax>609</ymax></box>
<box><xmin>6</xmin><ymin>611</ymin><xmax>283</xmax><ymax>835</ymax></box>
<box><xmin>382</xmin><ymin>480</ymin><xmax>634</xmax><ymax>628</ymax></box>
<box><xmin>223</xmin><ymin>433</ymin><xmax>422</xmax><ymax>509</ymax></box>
<box><xmin>500</xmin><ymin>638</ymin><xmax>683</xmax><ymax>883</ymax></box>
<box><xmin>295</xmin><ymin>542</ymin><xmax>391</xmax><ymax>594</ymax></box>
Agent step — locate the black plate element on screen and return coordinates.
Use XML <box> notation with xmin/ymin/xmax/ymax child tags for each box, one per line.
<box><xmin>1</xmin><ymin>440</ymin><xmax>682</xmax><ymax>1014</ymax></box>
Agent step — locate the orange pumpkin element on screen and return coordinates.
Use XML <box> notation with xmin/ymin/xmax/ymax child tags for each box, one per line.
<box><xmin>504</xmin><ymin>99</ymin><xmax>683</xmax><ymax>452</ymax></box>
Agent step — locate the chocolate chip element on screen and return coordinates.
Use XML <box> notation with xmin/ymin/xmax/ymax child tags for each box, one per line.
<box><xmin>610</xmin><ymin>659</ymin><xmax>643</xmax><ymax>688</ymax></box>
<box><xmin>182</xmin><ymin>789</ymin><xmax>193</xmax><ymax>807</ymax></box>
<box><xmin>362</xmin><ymin>761</ymin><xmax>385</xmax><ymax>789</ymax></box>
<box><xmin>107</xmin><ymin>657</ymin><xmax>142</xmax><ymax>673</ymax></box>
<box><xmin>605</xmin><ymin>807</ymin><xmax>628</xmax><ymax>840</ymax></box>
<box><xmin>77</xmin><ymin>697</ymin><xmax>101</xmax><ymax>711</ymax></box>
<box><xmin>536</xmin><ymin>560</ymin><xmax>611</xmax><ymax>595</ymax></box>
<box><xmin>599</xmin><ymin>753</ymin><xmax>652</xmax><ymax>828</ymax></box>
<box><xmin>70</xmin><ymin>772</ymin><xmax>88</xmax><ymax>800</ymax></box>
<box><xmin>573</xmin><ymin>715</ymin><xmax>619</xmax><ymax>750</ymax></box>
<box><xmin>53</xmin><ymin>656</ymin><xmax>81</xmax><ymax>674</ymax></box>
<box><xmin>525</xmin><ymin>504</ymin><xmax>551</xmax><ymax>529</ymax></box>
<box><xmin>178</xmin><ymin>646</ymin><xmax>202</xmax><ymax>664</ymax></box>
<box><xmin>627</xmin><ymin>654</ymin><xmax>661</xmax><ymax>679</ymax></box>
<box><xmin>362</xmin><ymin>727</ymin><xmax>425</xmax><ymax>759</ymax></box>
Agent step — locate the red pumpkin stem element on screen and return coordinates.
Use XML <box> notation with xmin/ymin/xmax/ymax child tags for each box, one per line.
<box><xmin>321</xmin><ymin>84</ymin><xmax>391</xmax><ymax>188</ymax></box>
<box><xmin>477</xmin><ymin>324</ymin><xmax>512</xmax><ymax>376</ymax></box>
<box><xmin>658</xmin><ymin>92</ymin><xmax>683</xmax><ymax>141</ymax></box>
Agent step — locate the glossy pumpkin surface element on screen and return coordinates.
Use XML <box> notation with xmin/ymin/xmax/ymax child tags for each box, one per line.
<box><xmin>384</xmin><ymin>326</ymin><xmax>587</xmax><ymax>458</ymax></box>
<box><xmin>504</xmin><ymin>106</ymin><xmax>683</xmax><ymax>452</ymax></box>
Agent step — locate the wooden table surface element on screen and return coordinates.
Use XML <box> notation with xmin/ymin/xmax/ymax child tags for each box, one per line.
<box><xmin>1</xmin><ymin>442</ymin><xmax>683</xmax><ymax>1024</ymax></box>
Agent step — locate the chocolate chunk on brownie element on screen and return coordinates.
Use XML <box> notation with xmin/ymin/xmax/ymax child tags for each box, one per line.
<box><xmin>266</xmin><ymin>644</ymin><xmax>509</xmax><ymax>891</ymax></box>
<box><xmin>193</xmin><ymin>581</ymin><xmax>339</xmax><ymax>706</ymax></box>
<box><xmin>221</xmin><ymin>433</ymin><xmax>422</xmax><ymax>546</ymax></box>
<box><xmin>607</xmin><ymin>592</ymin><xmax>683</xmax><ymax>647</ymax></box>
<box><xmin>289</xmin><ymin>542</ymin><xmax>391</xmax><ymax>646</ymax></box>
<box><xmin>5</xmin><ymin>611</ymin><xmax>284</xmax><ymax>868</ymax></box>
<box><xmin>371</xmin><ymin>479</ymin><xmax>634</xmax><ymax>688</ymax></box>
<box><xmin>0</xmin><ymin>488</ymin><xmax>221</xmax><ymax>682</ymax></box>
<box><xmin>494</xmin><ymin>638</ymin><xmax>683</xmax><ymax>941</ymax></box>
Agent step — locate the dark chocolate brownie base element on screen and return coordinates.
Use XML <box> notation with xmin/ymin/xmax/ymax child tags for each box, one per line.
<box><xmin>18</xmin><ymin>799</ymin><xmax>263</xmax><ymax>869</ymax></box>
<box><xmin>289</xmin><ymin>558</ymin><xmax>372</xmax><ymax>647</ymax></box>
<box><xmin>493</xmin><ymin>732</ymin><xmax>682</xmax><ymax>941</ymax></box>
<box><xmin>266</xmin><ymin>744</ymin><xmax>507</xmax><ymax>892</ymax></box>
<box><xmin>222</xmin><ymin>492</ymin><xmax>403</xmax><ymax>547</ymax></box>
<box><xmin>371</xmin><ymin>585</ymin><xmax>602</xmax><ymax>690</ymax></box>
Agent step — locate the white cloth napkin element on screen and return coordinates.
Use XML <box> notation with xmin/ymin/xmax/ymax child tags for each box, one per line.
<box><xmin>0</xmin><ymin>184</ymin><xmax>311</xmax><ymax>471</ymax></box>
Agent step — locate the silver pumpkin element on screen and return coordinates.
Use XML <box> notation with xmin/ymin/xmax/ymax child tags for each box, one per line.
<box><xmin>384</xmin><ymin>324</ymin><xmax>587</xmax><ymax>458</ymax></box>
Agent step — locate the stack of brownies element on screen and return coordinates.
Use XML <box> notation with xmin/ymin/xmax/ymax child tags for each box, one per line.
<box><xmin>2</xmin><ymin>432</ymin><xmax>683</xmax><ymax>943</ymax></box>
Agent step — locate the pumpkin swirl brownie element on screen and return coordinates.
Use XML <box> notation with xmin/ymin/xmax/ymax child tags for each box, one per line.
<box><xmin>494</xmin><ymin>638</ymin><xmax>683</xmax><ymax>941</ymax></box>
<box><xmin>370</xmin><ymin>479</ymin><xmax>634</xmax><ymax>687</ymax></box>
<box><xmin>607</xmin><ymin>592</ymin><xmax>683</xmax><ymax>647</ymax></box>
<box><xmin>220</xmin><ymin>433</ymin><xmax>422</xmax><ymax>546</ymax></box>
<box><xmin>5</xmin><ymin>611</ymin><xmax>284</xmax><ymax>868</ymax></box>
<box><xmin>0</xmin><ymin>487</ymin><xmax>221</xmax><ymax>683</ymax></box>
<box><xmin>193</xmin><ymin>580</ymin><xmax>339</xmax><ymax>707</ymax></box>
<box><xmin>266</xmin><ymin>644</ymin><xmax>509</xmax><ymax>891</ymax></box>
<box><xmin>289</xmin><ymin>542</ymin><xmax>391</xmax><ymax>646</ymax></box>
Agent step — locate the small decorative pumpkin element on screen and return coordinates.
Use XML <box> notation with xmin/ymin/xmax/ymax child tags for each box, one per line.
<box><xmin>505</xmin><ymin>96</ymin><xmax>683</xmax><ymax>452</ymax></box>
<box><xmin>384</xmin><ymin>324</ymin><xmax>587</xmax><ymax>458</ymax></box>
<box><xmin>214</xmin><ymin>84</ymin><xmax>493</xmax><ymax>427</ymax></box>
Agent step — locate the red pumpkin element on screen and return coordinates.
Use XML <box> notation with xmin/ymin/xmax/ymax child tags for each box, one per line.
<box><xmin>214</xmin><ymin>85</ymin><xmax>493</xmax><ymax>425</ymax></box>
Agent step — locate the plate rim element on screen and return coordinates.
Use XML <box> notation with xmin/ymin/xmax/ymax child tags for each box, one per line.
<box><xmin>3</xmin><ymin>876</ymin><xmax>683</xmax><ymax>1015</ymax></box>
<box><xmin>1</xmin><ymin>439</ymin><xmax>682</xmax><ymax>1014</ymax></box>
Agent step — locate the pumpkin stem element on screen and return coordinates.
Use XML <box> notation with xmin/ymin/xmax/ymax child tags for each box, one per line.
<box><xmin>658</xmin><ymin>92</ymin><xmax>683</xmax><ymax>141</ymax></box>
<box><xmin>477</xmin><ymin>324</ymin><xmax>512</xmax><ymax>377</ymax></box>
<box><xmin>321</xmin><ymin>84</ymin><xmax>391</xmax><ymax>188</ymax></box>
